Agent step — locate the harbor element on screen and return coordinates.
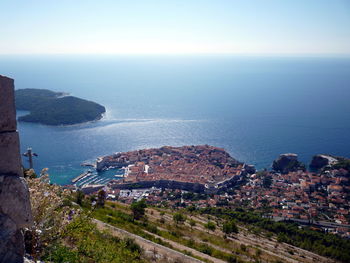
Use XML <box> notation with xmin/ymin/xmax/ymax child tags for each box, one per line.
<box><xmin>71</xmin><ymin>166</ymin><xmax>125</xmax><ymax>188</ymax></box>
<box><xmin>71</xmin><ymin>170</ymin><xmax>93</xmax><ymax>183</ymax></box>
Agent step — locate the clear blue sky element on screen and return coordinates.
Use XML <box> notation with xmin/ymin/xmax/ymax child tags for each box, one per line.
<box><xmin>1</xmin><ymin>0</ymin><xmax>349</xmax><ymax>55</ymax></box>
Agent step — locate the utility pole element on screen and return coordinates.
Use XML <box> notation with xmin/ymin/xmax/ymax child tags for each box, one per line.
<box><xmin>23</xmin><ymin>147</ymin><xmax>38</xmax><ymax>169</ymax></box>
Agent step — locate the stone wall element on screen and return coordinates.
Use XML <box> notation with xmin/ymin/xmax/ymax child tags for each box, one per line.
<box><xmin>110</xmin><ymin>179</ymin><xmax>206</xmax><ymax>193</ymax></box>
<box><xmin>0</xmin><ymin>75</ymin><xmax>33</xmax><ymax>263</ymax></box>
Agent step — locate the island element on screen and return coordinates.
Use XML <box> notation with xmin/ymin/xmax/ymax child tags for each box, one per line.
<box><xmin>15</xmin><ymin>89</ymin><xmax>106</xmax><ymax>125</ymax></box>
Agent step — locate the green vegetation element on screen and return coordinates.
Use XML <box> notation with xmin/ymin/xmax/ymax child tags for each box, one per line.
<box><xmin>15</xmin><ymin>89</ymin><xmax>65</xmax><ymax>110</ymax></box>
<box><xmin>15</xmin><ymin>89</ymin><xmax>105</xmax><ymax>125</ymax></box>
<box><xmin>88</xmin><ymin>202</ymin><xmax>248</xmax><ymax>263</ymax></box>
<box><xmin>182</xmin><ymin>192</ymin><xmax>208</xmax><ymax>201</ymax></box>
<box><xmin>272</xmin><ymin>158</ymin><xmax>306</xmax><ymax>174</ymax></box>
<box><xmin>87</xmin><ymin>198</ymin><xmax>350</xmax><ymax>262</ymax></box>
<box><xmin>42</xmin><ymin>215</ymin><xmax>145</xmax><ymax>263</ymax></box>
<box><xmin>173</xmin><ymin>212</ymin><xmax>186</xmax><ymax>226</ymax></box>
<box><xmin>76</xmin><ymin>190</ymin><xmax>85</xmax><ymax>206</ymax></box>
<box><xmin>130</xmin><ymin>199</ymin><xmax>147</xmax><ymax>221</ymax></box>
<box><xmin>333</xmin><ymin>158</ymin><xmax>350</xmax><ymax>171</ymax></box>
<box><xmin>199</xmin><ymin>207</ymin><xmax>350</xmax><ymax>262</ymax></box>
<box><xmin>97</xmin><ymin>189</ymin><xmax>106</xmax><ymax>207</ymax></box>
<box><xmin>223</xmin><ymin>220</ymin><xmax>239</xmax><ymax>235</ymax></box>
<box><xmin>26</xmin><ymin>173</ymin><xmax>147</xmax><ymax>263</ymax></box>
<box><xmin>27</xmin><ymin>169</ymin><xmax>350</xmax><ymax>263</ymax></box>
<box><xmin>262</xmin><ymin>175</ymin><xmax>273</xmax><ymax>188</ymax></box>
<box><xmin>204</xmin><ymin>220</ymin><xmax>216</xmax><ymax>233</ymax></box>
<box><xmin>189</xmin><ymin>218</ymin><xmax>196</xmax><ymax>229</ymax></box>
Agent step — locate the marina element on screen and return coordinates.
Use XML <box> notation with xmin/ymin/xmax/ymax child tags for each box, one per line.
<box><xmin>71</xmin><ymin>170</ymin><xmax>94</xmax><ymax>183</ymax></box>
<box><xmin>72</xmin><ymin>167</ymin><xmax>126</xmax><ymax>188</ymax></box>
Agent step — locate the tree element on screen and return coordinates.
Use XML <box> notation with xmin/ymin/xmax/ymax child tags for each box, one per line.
<box><xmin>223</xmin><ymin>220</ymin><xmax>239</xmax><ymax>235</ymax></box>
<box><xmin>263</xmin><ymin>175</ymin><xmax>273</xmax><ymax>188</ymax></box>
<box><xmin>189</xmin><ymin>219</ymin><xmax>196</xmax><ymax>230</ymax></box>
<box><xmin>227</xmin><ymin>255</ymin><xmax>238</xmax><ymax>263</ymax></box>
<box><xmin>204</xmin><ymin>220</ymin><xmax>216</xmax><ymax>233</ymax></box>
<box><xmin>173</xmin><ymin>212</ymin><xmax>186</xmax><ymax>226</ymax></box>
<box><xmin>76</xmin><ymin>190</ymin><xmax>85</xmax><ymax>206</ymax></box>
<box><xmin>97</xmin><ymin>189</ymin><xmax>106</xmax><ymax>207</ymax></box>
<box><xmin>130</xmin><ymin>199</ymin><xmax>147</xmax><ymax>221</ymax></box>
<box><xmin>187</xmin><ymin>205</ymin><xmax>196</xmax><ymax>213</ymax></box>
<box><xmin>90</xmin><ymin>195</ymin><xmax>97</xmax><ymax>206</ymax></box>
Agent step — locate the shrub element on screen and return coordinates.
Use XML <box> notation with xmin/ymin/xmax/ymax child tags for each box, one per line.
<box><xmin>173</xmin><ymin>212</ymin><xmax>186</xmax><ymax>226</ymax></box>
<box><xmin>223</xmin><ymin>220</ymin><xmax>239</xmax><ymax>235</ymax></box>
<box><xmin>204</xmin><ymin>221</ymin><xmax>216</xmax><ymax>232</ymax></box>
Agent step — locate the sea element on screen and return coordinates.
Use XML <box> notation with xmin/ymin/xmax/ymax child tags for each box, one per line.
<box><xmin>0</xmin><ymin>55</ymin><xmax>349</xmax><ymax>185</ymax></box>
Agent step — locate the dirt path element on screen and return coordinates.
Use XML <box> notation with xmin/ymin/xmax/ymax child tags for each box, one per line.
<box><xmin>147</xmin><ymin>209</ymin><xmax>335</xmax><ymax>263</ymax></box>
<box><xmin>93</xmin><ymin>218</ymin><xmax>220</xmax><ymax>263</ymax></box>
<box><xmin>107</xmin><ymin>203</ymin><xmax>337</xmax><ymax>263</ymax></box>
<box><xmin>233</xmin><ymin>228</ymin><xmax>336</xmax><ymax>263</ymax></box>
<box><xmin>192</xmin><ymin>214</ymin><xmax>335</xmax><ymax>263</ymax></box>
<box><xmin>142</xmin><ymin>230</ymin><xmax>226</xmax><ymax>263</ymax></box>
<box><xmin>190</xmin><ymin>214</ymin><xmax>335</xmax><ymax>263</ymax></box>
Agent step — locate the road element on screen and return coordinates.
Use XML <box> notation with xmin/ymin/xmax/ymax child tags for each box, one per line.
<box><xmin>272</xmin><ymin>216</ymin><xmax>350</xmax><ymax>229</ymax></box>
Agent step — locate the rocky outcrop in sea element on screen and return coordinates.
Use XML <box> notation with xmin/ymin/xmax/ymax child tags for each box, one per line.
<box><xmin>272</xmin><ymin>153</ymin><xmax>306</xmax><ymax>174</ymax></box>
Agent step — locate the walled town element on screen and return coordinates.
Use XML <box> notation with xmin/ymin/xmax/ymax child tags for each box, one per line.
<box><xmin>98</xmin><ymin>145</ymin><xmax>246</xmax><ymax>191</ymax></box>
<box><xmin>91</xmin><ymin>151</ymin><xmax>350</xmax><ymax>238</ymax></box>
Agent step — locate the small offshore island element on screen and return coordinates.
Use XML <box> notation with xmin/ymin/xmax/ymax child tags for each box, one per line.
<box><xmin>15</xmin><ymin>88</ymin><xmax>106</xmax><ymax>125</ymax></box>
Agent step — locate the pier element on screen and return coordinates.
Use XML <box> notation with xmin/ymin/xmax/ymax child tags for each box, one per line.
<box><xmin>72</xmin><ymin>171</ymin><xmax>93</xmax><ymax>183</ymax></box>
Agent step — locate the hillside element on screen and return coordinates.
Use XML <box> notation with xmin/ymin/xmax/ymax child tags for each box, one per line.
<box><xmin>24</xmin><ymin>168</ymin><xmax>350</xmax><ymax>263</ymax></box>
<box><xmin>87</xmin><ymin>199</ymin><xmax>349</xmax><ymax>263</ymax></box>
<box><xmin>24</xmin><ymin>170</ymin><xmax>148</xmax><ymax>263</ymax></box>
<box><xmin>15</xmin><ymin>89</ymin><xmax>106</xmax><ymax>125</ymax></box>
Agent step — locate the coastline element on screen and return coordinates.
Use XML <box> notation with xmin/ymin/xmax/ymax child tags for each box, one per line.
<box><xmin>68</xmin><ymin>145</ymin><xmax>350</xmax><ymax>194</ymax></box>
<box><xmin>10</xmin><ymin>57</ymin><xmax>350</xmax><ymax>185</ymax></box>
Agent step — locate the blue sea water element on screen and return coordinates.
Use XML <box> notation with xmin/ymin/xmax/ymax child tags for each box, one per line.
<box><xmin>0</xmin><ymin>55</ymin><xmax>349</xmax><ymax>185</ymax></box>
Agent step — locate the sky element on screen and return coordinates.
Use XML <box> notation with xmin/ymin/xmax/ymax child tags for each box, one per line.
<box><xmin>0</xmin><ymin>0</ymin><xmax>350</xmax><ymax>55</ymax></box>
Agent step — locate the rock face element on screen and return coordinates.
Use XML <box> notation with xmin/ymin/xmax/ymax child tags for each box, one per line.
<box><xmin>272</xmin><ymin>153</ymin><xmax>305</xmax><ymax>174</ymax></box>
<box><xmin>0</xmin><ymin>76</ymin><xmax>22</xmax><ymax>176</ymax></box>
<box><xmin>0</xmin><ymin>76</ymin><xmax>16</xmax><ymax>132</ymax></box>
<box><xmin>0</xmin><ymin>132</ymin><xmax>22</xmax><ymax>176</ymax></box>
<box><xmin>0</xmin><ymin>75</ymin><xmax>33</xmax><ymax>263</ymax></box>
<box><xmin>310</xmin><ymin>155</ymin><xmax>339</xmax><ymax>170</ymax></box>
<box><xmin>0</xmin><ymin>175</ymin><xmax>33</xmax><ymax>228</ymax></box>
<box><xmin>0</xmin><ymin>214</ymin><xmax>25</xmax><ymax>263</ymax></box>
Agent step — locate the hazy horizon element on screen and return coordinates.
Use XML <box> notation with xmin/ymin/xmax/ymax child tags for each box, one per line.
<box><xmin>1</xmin><ymin>0</ymin><xmax>349</xmax><ymax>55</ymax></box>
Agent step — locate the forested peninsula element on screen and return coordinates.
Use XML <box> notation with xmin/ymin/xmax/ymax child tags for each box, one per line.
<box><xmin>15</xmin><ymin>89</ymin><xmax>106</xmax><ymax>125</ymax></box>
